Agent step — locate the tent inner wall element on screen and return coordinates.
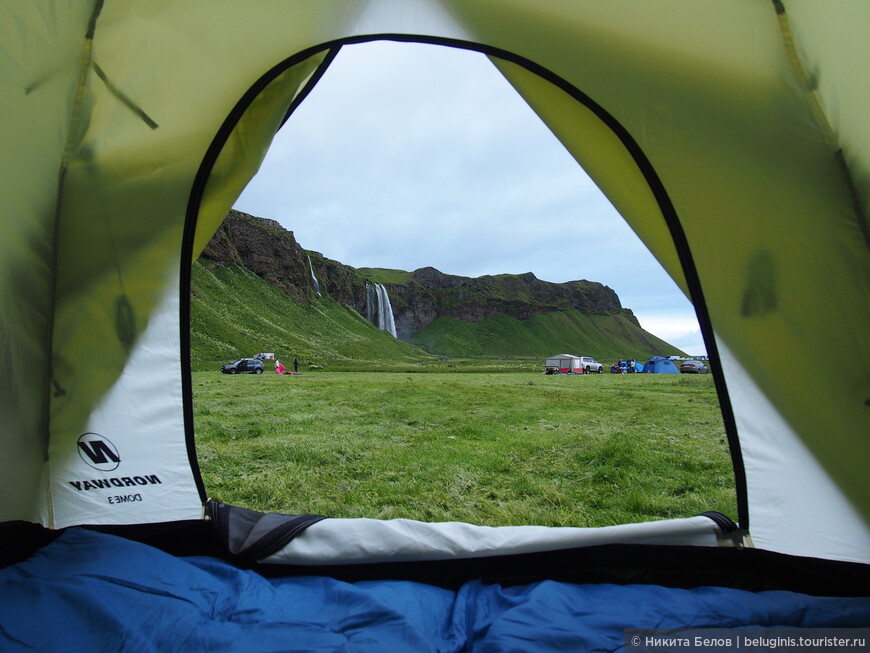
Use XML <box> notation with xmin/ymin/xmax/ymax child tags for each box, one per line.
<box><xmin>45</xmin><ymin>277</ymin><xmax>203</xmax><ymax>528</ymax></box>
<box><xmin>42</xmin><ymin>51</ymin><xmax>332</xmax><ymax>529</ymax></box>
<box><xmin>1</xmin><ymin>0</ymin><xmax>867</xmax><ymax>568</ymax></box>
<box><xmin>719</xmin><ymin>341</ymin><xmax>870</xmax><ymax>564</ymax></box>
<box><xmin>0</xmin><ymin>2</ymin><xmax>99</xmax><ymax>524</ymax></box>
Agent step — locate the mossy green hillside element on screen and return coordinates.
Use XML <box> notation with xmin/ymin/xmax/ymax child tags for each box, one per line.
<box><xmin>191</xmin><ymin>261</ymin><xmax>429</xmax><ymax>369</ymax></box>
<box><xmin>191</xmin><ymin>259</ymin><xmax>683</xmax><ymax>368</ymax></box>
<box><xmin>410</xmin><ymin>310</ymin><xmax>681</xmax><ymax>359</ymax></box>
<box><xmin>356</xmin><ymin>267</ymin><xmax>414</xmax><ymax>285</ymax></box>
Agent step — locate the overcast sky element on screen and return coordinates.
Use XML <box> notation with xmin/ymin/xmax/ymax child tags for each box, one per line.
<box><xmin>234</xmin><ymin>41</ymin><xmax>706</xmax><ymax>356</ymax></box>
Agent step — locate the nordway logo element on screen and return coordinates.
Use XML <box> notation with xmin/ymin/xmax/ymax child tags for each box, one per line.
<box><xmin>71</xmin><ymin>433</ymin><xmax>163</xmax><ymax>494</ymax></box>
<box><xmin>68</xmin><ymin>475</ymin><xmax>162</xmax><ymax>491</ymax></box>
<box><xmin>77</xmin><ymin>433</ymin><xmax>120</xmax><ymax>471</ymax></box>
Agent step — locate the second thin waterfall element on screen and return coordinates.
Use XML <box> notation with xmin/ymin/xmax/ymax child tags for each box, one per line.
<box><xmin>308</xmin><ymin>256</ymin><xmax>321</xmax><ymax>296</ymax></box>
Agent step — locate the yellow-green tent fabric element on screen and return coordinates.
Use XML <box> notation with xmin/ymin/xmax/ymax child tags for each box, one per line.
<box><xmin>1</xmin><ymin>1</ymin><xmax>867</xmax><ymax>566</ymax></box>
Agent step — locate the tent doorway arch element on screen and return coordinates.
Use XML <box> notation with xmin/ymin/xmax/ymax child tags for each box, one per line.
<box><xmin>184</xmin><ymin>38</ymin><xmax>742</xmax><ymax>528</ymax></box>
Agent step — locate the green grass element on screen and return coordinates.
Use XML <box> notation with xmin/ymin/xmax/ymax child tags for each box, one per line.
<box><xmin>356</xmin><ymin>267</ymin><xmax>415</xmax><ymax>284</ymax></box>
<box><xmin>193</xmin><ymin>370</ymin><xmax>735</xmax><ymax>528</ymax></box>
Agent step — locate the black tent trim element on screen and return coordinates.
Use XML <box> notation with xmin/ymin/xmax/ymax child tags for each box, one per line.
<box><xmin>180</xmin><ymin>46</ymin><xmax>345</xmax><ymax>507</ymax></box>
<box><xmin>279</xmin><ymin>46</ymin><xmax>343</xmax><ymax>131</ymax></box>
<box><xmin>207</xmin><ymin>501</ymin><xmax>328</xmax><ymax>561</ymax></box>
<box><xmin>4</xmin><ymin>516</ymin><xmax>869</xmax><ymax>597</ymax></box>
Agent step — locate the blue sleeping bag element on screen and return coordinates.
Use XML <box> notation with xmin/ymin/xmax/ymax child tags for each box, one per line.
<box><xmin>1</xmin><ymin>528</ymin><xmax>867</xmax><ymax>651</ymax></box>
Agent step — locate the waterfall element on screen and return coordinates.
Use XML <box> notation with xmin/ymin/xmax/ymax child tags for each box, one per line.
<box><xmin>307</xmin><ymin>256</ymin><xmax>321</xmax><ymax>296</ymax></box>
<box><xmin>364</xmin><ymin>280</ymin><xmax>397</xmax><ymax>337</ymax></box>
<box><xmin>374</xmin><ymin>283</ymin><xmax>397</xmax><ymax>337</ymax></box>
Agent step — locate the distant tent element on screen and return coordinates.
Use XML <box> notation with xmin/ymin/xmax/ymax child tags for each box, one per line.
<box><xmin>1</xmin><ymin>0</ymin><xmax>869</xmax><ymax>646</ymax></box>
<box><xmin>641</xmin><ymin>356</ymin><xmax>680</xmax><ymax>374</ymax></box>
<box><xmin>545</xmin><ymin>354</ymin><xmax>582</xmax><ymax>374</ymax></box>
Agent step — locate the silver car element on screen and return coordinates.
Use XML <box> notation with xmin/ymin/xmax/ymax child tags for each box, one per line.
<box><xmin>679</xmin><ymin>360</ymin><xmax>709</xmax><ymax>374</ymax></box>
<box><xmin>579</xmin><ymin>356</ymin><xmax>604</xmax><ymax>373</ymax></box>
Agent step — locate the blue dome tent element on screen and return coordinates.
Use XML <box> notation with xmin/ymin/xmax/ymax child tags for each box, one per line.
<box><xmin>642</xmin><ymin>356</ymin><xmax>680</xmax><ymax>374</ymax></box>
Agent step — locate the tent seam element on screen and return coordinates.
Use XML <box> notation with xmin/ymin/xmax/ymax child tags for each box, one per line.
<box><xmin>43</xmin><ymin>0</ymin><xmax>106</xmax><ymax>529</ymax></box>
<box><xmin>773</xmin><ymin>0</ymin><xmax>869</xmax><ymax>249</ymax></box>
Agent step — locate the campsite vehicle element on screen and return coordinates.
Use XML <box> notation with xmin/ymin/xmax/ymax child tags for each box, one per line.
<box><xmin>1</xmin><ymin>2</ymin><xmax>869</xmax><ymax>647</ymax></box>
<box><xmin>545</xmin><ymin>354</ymin><xmax>579</xmax><ymax>374</ymax></box>
<box><xmin>579</xmin><ymin>356</ymin><xmax>604</xmax><ymax>373</ymax></box>
<box><xmin>680</xmin><ymin>360</ymin><xmax>709</xmax><ymax>374</ymax></box>
<box><xmin>544</xmin><ymin>354</ymin><xmax>601</xmax><ymax>374</ymax></box>
<box><xmin>220</xmin><ymin>358</ymin><xmax>265</xmax><ymax>374</ymax></box>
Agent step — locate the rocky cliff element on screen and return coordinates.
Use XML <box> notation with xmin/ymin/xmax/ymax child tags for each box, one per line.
<box><xmin>200</xmin><ymin>211</ymin><xmax>642</xmax><ymax>341</ymax></box>
<box><xmin>388</xmin><ymin>266</ymin><xmax>638</xmax><ymax>340</ymax></box>
<box><xmin>201</xmin><ymin>210</ymin><xmax>315</xmax><ymax>303</ymax></box>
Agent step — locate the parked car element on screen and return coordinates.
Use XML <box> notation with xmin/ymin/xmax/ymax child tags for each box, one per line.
<box><xmin>221</xmin><ymin>358</ymin><xmax>265</xmax><ymax>374</ymax></box>
<box><xmin>679</xmin><ymin>359</ymin><xmax>709</xmax><ymax>374</ymax></box>
<box><xmin>580</xmin><ymin>356</ymin><xmax>604</xmax><ymax>373</ymax></box>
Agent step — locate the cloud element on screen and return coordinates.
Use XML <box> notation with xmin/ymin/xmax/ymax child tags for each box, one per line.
<box><xmin>235</xmin><ymin>40</ymin><xmax>705</xmax><ymax>355</ymax></box>
<box><xmin>633</xmin><ymin>314</ymin><xmax>707</xmax><ymax>356</ymax></box>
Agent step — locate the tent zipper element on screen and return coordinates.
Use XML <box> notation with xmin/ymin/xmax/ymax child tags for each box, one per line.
<box><xmin>701</xmin><ymin>511</ymin><xmax>750</xmax><ymax>548</ymax></box>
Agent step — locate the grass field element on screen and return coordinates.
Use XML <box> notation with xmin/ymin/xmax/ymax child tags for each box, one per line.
<box><xmin>193</xmin><ymin>369</ymin><xmax>735</xmax><ymax>528</ymax></box>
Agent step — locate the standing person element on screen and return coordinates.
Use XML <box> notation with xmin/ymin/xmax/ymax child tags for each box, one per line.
<box><xmin>275</xmin><ymin>360</ymin><xmax>286</xmax><ymax>375</ymax></box>
<box><xmin>293</xmin><ymin>358</ymin><xmax>299</xmax><ymax>374</ymax></box>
